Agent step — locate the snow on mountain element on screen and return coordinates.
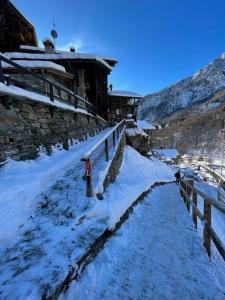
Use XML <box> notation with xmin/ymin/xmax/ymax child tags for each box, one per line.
<box><xmin>138</xmin><ymin>53</ymin><xmax>225</xmax><ymax>122</ymax></box>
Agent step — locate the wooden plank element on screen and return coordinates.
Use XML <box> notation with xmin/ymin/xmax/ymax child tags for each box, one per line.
<box><xmin>204</xmin><ymin>198</ymin><xmax>211</xmax><ymax>257</ymax></box>
<box><xmin>181</xmin><ymin>179</ymin><xmax>225</xmax><ymax>214</ymax></box>
<box><xmin>105</xmin><ymin>139</ymin><xmax>109</xmax><ymax>161</ymax></box>
<box><xmin>192</xmin><ymin>191</ymin><xmax>198</xmax><ymax>229</ymax></box>
<box><xmin>205</xmin><ymin>223</ymin><xmax>225</xmax><ymax>261</ymax></box>
<box><xmin>113</xmin><ymin>131</ymin><xmax>116</xmax><ymax>147</ymax></box>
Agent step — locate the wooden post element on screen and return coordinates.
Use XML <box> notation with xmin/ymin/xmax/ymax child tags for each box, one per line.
<box><xmin>0</xmin><ymin>58</ymin><xmax>4</xmax><ymax>83</ymax></box>
<box><xmin>116</xmin><ymin>127</ymin><xmax>119</xmax><ymax>139</ymax></box>
<box><xmin>180</xmin><ymin>180</ymin><xmax>184</xmax><ymax>199</ymax></box>
<box><xmin>85</xmin><ymin>159</ymin><xmax>93</xmax><ymax>197</ymax></box>
<box><xmin>113</xmin><ymin>131</ymin><xmax>116</xmax><ymax>147</ymax></box>
<box><xmin>192</xmin><ymin>191</ymin><xmax>198</xmax><ymax>229</ymax></box>
<box><xmin>105</xmin><ymin>139</ymin><xmax>109</xmax><ymax>161</ymax></box>
<box><xmin>74</xmin><ymin>96</ymin><xmax>78</xmax><ymax>109</ymax></box>
<box><xmin>203</xmin><ymin>198</ymin><xmax>211</xmax><ymax>257</ymax></box>
<box><xmin>49</xmin><ymin>83</ymin><xmax>54</xmax><ymax>102</ymax></box>
<box><xmin>187</xmin><ymin>180</ymin><xmax>194</xmax><ymax>212</ymax></box>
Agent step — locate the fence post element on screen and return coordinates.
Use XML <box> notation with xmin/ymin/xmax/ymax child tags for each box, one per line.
<box><xmin>192</xmin><ymin>191</ymin><xmax>198</xmax><ymax>229</ymax></box>
<box><xmin>85</xmin><ymin>159</ymin><xmax>93</xmax><ymax>197</ymax></box>
<box><xmin>113</xmin><ymin>131</ymin><xmax>116</xmax><ymax>147</ymax></box>
<box><xmin>0</xmin><ymin>59</ymin><xmax>4</xmax><ymax>83</ymax></box>
<box><xmin>74</xmin><ymin>96</ymin><xmax>78</xmax><ymax>109</ymax></box>
<box><xmin>180</xmin><ymin>180</ymin><xmax>183</xmax><ymax>199</ymax></box>
<box><xmin>116</xmin><ymin>127</ymin><xmax>119</xmax><ymax>139</ymax></box>
<box><xmin>105</xmin><ymin>139</ymin><xmax>109</xmax><ymax>161</ymax></box>
<box><xmin>49</xmin><ymin>83</ymin><xmax>54</xmax><ymax>102</ymax></box>
<box><xmin>187</xmin><ymin>180</ymin><xmax>193</xmax><ymax>212</ymax></box>
<box><xmin>203</xmin><ymin>198</ymin><xmax>211</xmax><ymax>257</ymax></box>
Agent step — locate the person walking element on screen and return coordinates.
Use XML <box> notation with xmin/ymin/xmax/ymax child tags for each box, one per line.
<box><xmin>174</xmin><ymin>170</ymin><xmax>181</xmax><ymax>184</ymax></box>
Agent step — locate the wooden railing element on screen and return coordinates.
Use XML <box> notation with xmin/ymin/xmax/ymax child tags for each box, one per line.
<box><xmin>180</xmin><ymin>178</ymin><xmax>225</xmax><ymax>261</ymax></box>
<box><xmin>0</xmin><ymin>53</ymin><xmax>97</xmax><ymax>115</ymax></box>
<box><xmin>81</xmin><ymin>120</ymin><xmax>126</xmax><ymax>197</ymax></box>
<box><xmin>198</xmin><ymin>165</ymin><xmax>225</xmax><ymax>188</ymax></box>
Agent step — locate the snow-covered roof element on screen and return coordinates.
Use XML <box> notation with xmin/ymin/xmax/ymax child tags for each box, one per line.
<box><xmin>20</xmin><ymin>45</ymin><xmax>45</xmax><ymax>53</ymax></box>
<box><xmin>5</xmin><ymin>52</ymin><xmax>113</xmax><ymax>71</ymax></box>
<box><xmin>108</xmin><ymin>90</ymin><xmax>143</xmax><ymax>98</ymax></box>
<box><xmin>2</xmin><ymin>60</ymin><xmax>66</xmax><ymax>73</ymax></box>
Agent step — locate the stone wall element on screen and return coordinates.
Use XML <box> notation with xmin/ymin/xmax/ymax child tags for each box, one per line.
<box><xmin>126</xmin><ymin>128</ymin><xmax>151</xmax><ymax>155</ymax></box>
<box><xmin>0</xmin><ymin>95</ymin><xmax>106</xmax><ymax>163</ymax></box>
<box><xmin>103</xmin><ymin>129</ymin><xmax>126</xmax><ymax>192</ymax></box>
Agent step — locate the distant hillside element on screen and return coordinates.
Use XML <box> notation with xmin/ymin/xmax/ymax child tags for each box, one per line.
<box><xmin>149</xmin><ymin>89</ymin><xmax>225</xmax><ymax>156</ymax></box>
<box><xmin>138</xmin><ymin>53</ymin><xmax>225</xmax><ymax>122</ymax></box>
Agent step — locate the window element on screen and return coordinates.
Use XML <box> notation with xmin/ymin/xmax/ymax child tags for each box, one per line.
<box><xmin>116</xmin><ymin>108</ymin><xmax>121</xmax><ymax>115</ymax></box>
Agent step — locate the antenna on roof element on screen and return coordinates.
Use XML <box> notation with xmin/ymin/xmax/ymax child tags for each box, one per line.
<box><xmin>51</xmin><ymin>17</ymin><xmax>58</xmax><ymax>52</ymax></box>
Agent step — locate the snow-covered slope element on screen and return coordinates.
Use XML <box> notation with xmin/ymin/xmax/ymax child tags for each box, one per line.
<box><xmin>138</xmin><ymin>53</ymin><xmax>225</xmax><ymax>122</ymax></box>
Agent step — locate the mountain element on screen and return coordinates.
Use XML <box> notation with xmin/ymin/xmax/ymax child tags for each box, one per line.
<box><xmin>138</xmin><ymin>53</ymin><xmax>225</xmax><ymax>122</ymax></box>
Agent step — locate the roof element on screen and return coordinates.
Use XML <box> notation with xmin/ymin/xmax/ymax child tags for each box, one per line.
<box><xmin>2</xmin><ymin>60</ymin><xmax>67</xmax><ymax>73</ymax></box>
<box><xmin>20</xmin><ymin>45</ymin><xmax>45</xmax><ymax>53</ymax></box>
<box><xmin>5</xmin><ymin>52</ymin><xmax>114</xmax><ymax>71</ymax></box>
<box><xmin>108</xmin><ymin>90</ymin><xmax>143</xmax><ymax>98</ymax></box>
<box><xmin>9</xmin><ymin>1</ymin><xmax>38</xmax><ymax>46</ymax></box>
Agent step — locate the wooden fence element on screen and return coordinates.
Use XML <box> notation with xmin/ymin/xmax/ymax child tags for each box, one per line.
<box><xmin>0</xmin><ymin>53</ymin><xmax>96</xmax><ymax>115</ymax></box>
<box><xmin>180</xmin><ymin>178</ymin><xmax>225</xmax><ymax>261</ymax></box>
<box><xmin>81</xmin><ymin>120</ymin><xmax>126</xmax><ymax>197</ymax></box>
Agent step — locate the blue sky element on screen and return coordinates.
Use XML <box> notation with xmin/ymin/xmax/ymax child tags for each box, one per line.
<box><xmin>13</xmin><ymin>0</ymin><xmax>225</xmax><ymax>95</ymax></box>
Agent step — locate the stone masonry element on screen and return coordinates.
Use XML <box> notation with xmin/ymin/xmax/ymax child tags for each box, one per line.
<box><xmin>0</xmin><ymin>95</ymin><xmax>106</xmax><ymax>163</ymax></box>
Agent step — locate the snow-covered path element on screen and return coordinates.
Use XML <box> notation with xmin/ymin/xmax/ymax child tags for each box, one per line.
<box><xmin>63</xmin><ymin>184</ymin><xmax>224</xmax><ymax>300</ymax></box>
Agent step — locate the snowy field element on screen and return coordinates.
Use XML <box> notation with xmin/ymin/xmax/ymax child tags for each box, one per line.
<box><xmin>0</xmin><ymin>142</ymin><xmax>174</xmax><ymax>299</ymax></box>
<box><xmin>61</xmin><ymin>184</ymin><xmax>224</xmax><ymax>300</ymax></box>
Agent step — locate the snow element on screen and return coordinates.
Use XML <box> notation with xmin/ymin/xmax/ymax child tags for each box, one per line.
<box><xmin>42</xmin><ymin>37</ymin><xmax>54</xmax><ymax>46</ymax></box>
<box><xmin>2</xmin><ymin>59</ymin><xmax>66</xmax><ymax>72</ymax></box>
<box><xmin>0</xmin><ymin>145</ymin><xmax>175</xmax><ymax>299</ymax></box>
<box><xmin>108</xmin><ymin>90</ymin><xmax>143</xmax><ymax>98</ymax></box>
<box><xmin>202</xmin><ymin>101</ymin><xmax>222</xmax><ymax>112</ymax></box>
<box><xmin>126</xmin><ymin>127</ymin><xmax>147</xmax><ymax>137</ymax></box>
<box><xmin>62</xmin><ymin>184</ymin><xmax>224</xmax><ymax>300</ymax></box>
<box><xmin>0</xmin><ymin>129</ymin><xmax>111</xmax><ymax>246</ymax></box>
<box><xmin>84</xmin><ymin>146</ymin><xmax>174</xmax><ymax>230</ymax></box>
<box><xmin>20</xmin><ymin>45</ymin><xmax>45</xmax><ymax>52</ymax></box>
<box><xmin>138</xmin><ymin>52</ymin><xmax>225</xmax><ymax>122</ymax></box>
<box><xmin>5</xmin><ymin>52</ymin><xmax>113</xmax><ymax>71</ymax></box>
<box><xmin>154</xmin><ymin>148</ymin><xmax>179</xmax><ymax>159</ymax></box>
<box><xmin>137</xmin><ymin>119</ymin><xmax>155</xmax><ymax>129</ymax></box>
<box><xmin>0</xmin><ymin>82</ymin><xmax>91</xmax><ymax>115</ymax></box>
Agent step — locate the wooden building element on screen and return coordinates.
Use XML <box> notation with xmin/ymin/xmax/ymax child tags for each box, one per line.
<box><xmin>0</xmin><ymin>0</ymin><xmax>117</xmax><ymax>120</ymax></box>
<box><xmin>108</xmin><ymin>89</ymin><xmax>143</xmax><ymax>122</ymax></box>
<box><xmin>0</xmin><ymin>0</ymin><xmax>38</xmax><ymax>53</ymax></box>
<box><xmin>2</xmin><ymin>59</ymin><xmax>74</xmax><ymax>102</ymax></box>
<box><xmin>5</xmin><ymin>44</ymin><xmax>117</xmax><ymax>120</ymax></box>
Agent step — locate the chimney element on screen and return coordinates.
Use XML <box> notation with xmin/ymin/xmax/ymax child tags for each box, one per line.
<box><xmin>70</xmin><ymin>47</ymin><xmax>75</xmax><ymax>53</ymax></box>
<box><xmin>109</xmin><ymin>84</ymin><xmax>113</xmax><ymax>91</ymax></box>
<box><xmin>42</xmin><ymin>37</ymin><xmax>55</xmax><ymax>54</ymax></box>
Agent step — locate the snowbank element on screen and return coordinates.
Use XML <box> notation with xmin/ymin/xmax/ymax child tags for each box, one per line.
<box><xmin>85</xmin><ymin>146</ymin><xmax>174</xmax><ymax>229</ymax></box>
<box><xmin>126</xmin><ymin>127</ymin><xmax>147</xmax><ymax>137</ymax></box>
